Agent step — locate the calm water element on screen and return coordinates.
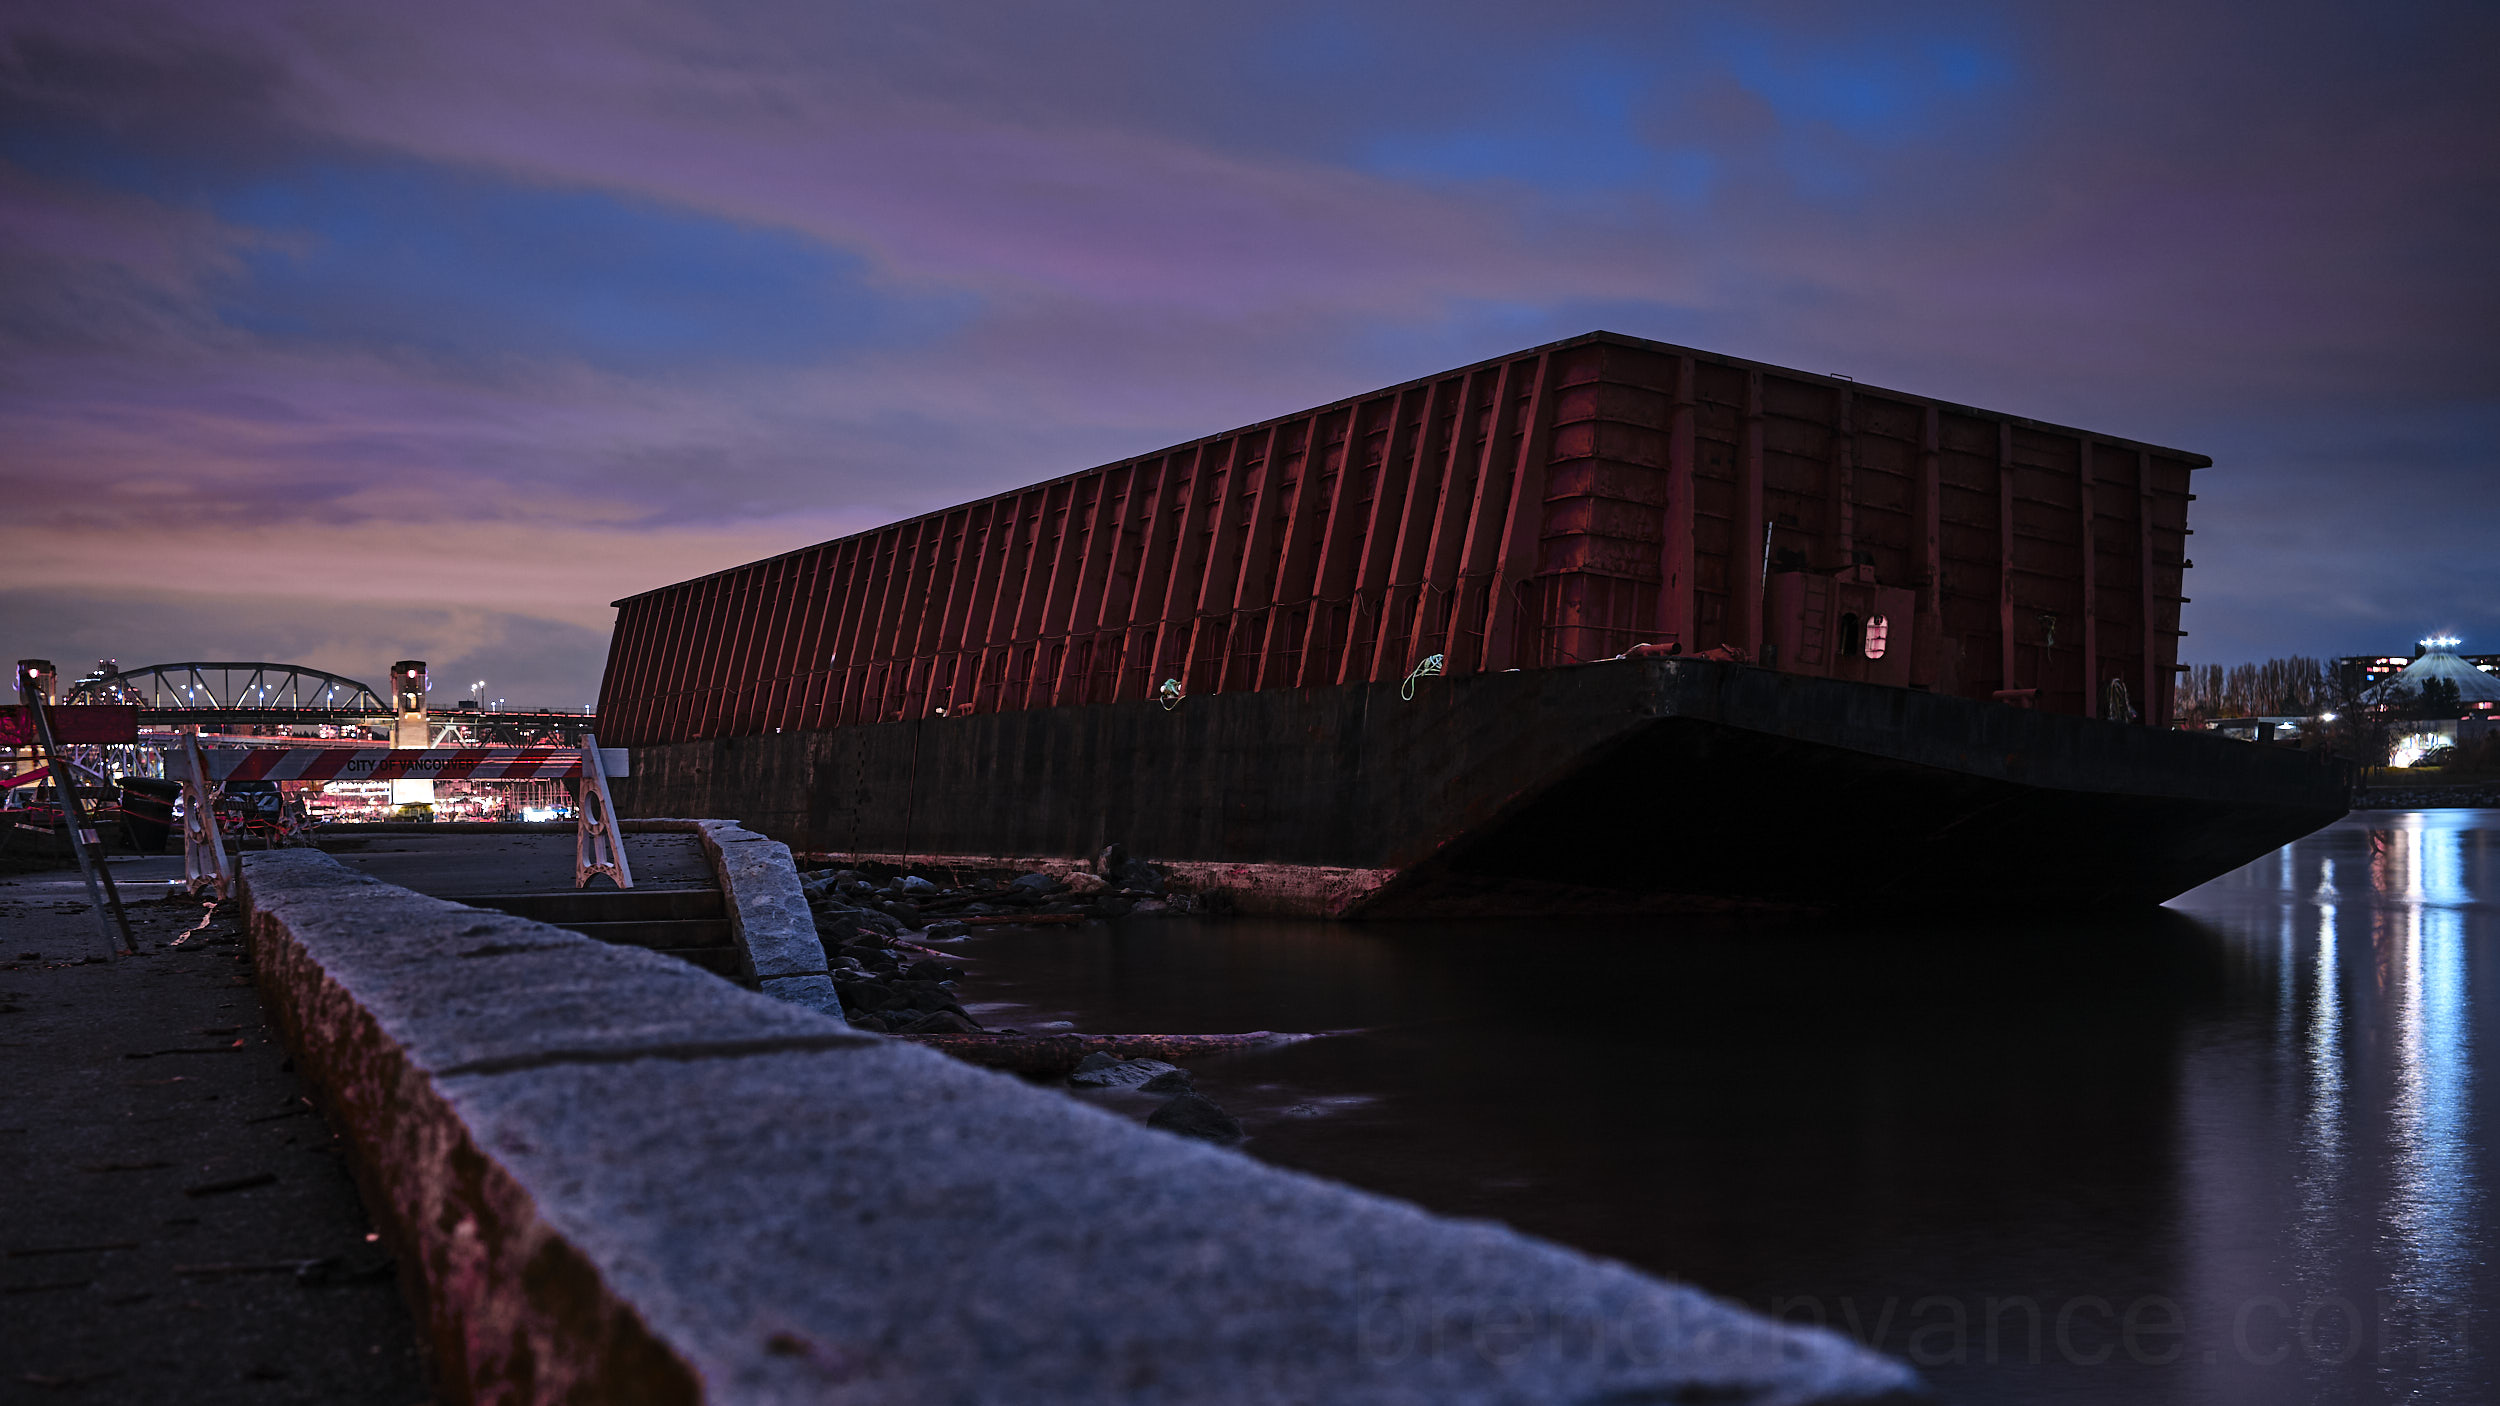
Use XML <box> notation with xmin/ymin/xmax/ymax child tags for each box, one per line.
<box><xmin>953</xmin><ymin>810</ymin><xmax>2497</xmax><ymax>1403</ymax></box>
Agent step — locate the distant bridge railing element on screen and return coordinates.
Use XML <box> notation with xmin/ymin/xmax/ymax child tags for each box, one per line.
<box><xmin>68</xmin><ymin>662</ymin><xmax>389</xmax><ymax>715</ymax></box>
<box><xmin>61</xmin><ymin>662</ymin><xmax>593</xmax><ymax>742</ymax></box>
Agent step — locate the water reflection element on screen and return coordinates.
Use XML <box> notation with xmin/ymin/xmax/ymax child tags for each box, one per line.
<box><xmin>2291</xmin><ymin>894</ymin><xmax>2342</xmax><ymax>1326</ymax></box>
<box><xmin>955</xmin><ymin>809</ymin><xmax>2497</xmax><ymax>1403</ymax></box>
<box><xmin>2383</xmin><ymin>821</ymin><xmax>2478</xmax><ymax>1391</ymax></box>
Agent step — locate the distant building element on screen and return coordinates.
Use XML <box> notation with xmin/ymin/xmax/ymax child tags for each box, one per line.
<box><xmin>2337</xmin><ymin>637</ymin><xmax>2500</xmax><ymax>707</ymax></box>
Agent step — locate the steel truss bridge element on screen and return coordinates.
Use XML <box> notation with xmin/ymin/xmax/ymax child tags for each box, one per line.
<box><xmin>62</xmin><ymin>662</ymin><xmax>595</xmax><ymax>745</ymax></box>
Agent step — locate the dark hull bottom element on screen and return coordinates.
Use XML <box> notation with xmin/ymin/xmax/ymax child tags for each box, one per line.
<box><xmin>613</xmin><ymin>660</ymin><xmax>2350</xmax><ymax>918</ymax></box>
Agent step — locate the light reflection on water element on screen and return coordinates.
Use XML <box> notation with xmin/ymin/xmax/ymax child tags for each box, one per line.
<box><xmin>2387</xmin><ymin>822</ymin><xmax>2477</xmax><ymax>1399</ymax></box>
<box><xmin>957</xmin><ymin>809</ymin><xmax>2497</xmax><ymax>1404</ymax></box>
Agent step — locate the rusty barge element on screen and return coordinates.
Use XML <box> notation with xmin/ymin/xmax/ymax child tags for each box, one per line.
<box><xmin>595</xmin><ymin>331</ymin><xmax>2346</xmax><ymax>916</ymax></box>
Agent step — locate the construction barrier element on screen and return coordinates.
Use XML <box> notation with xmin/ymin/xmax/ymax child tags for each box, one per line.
<box><xmin>199</xmin><ymin>745</ymin><xmax>630</xmax><ymax>783</ymax></box>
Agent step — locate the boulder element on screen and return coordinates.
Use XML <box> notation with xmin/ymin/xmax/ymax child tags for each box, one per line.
<box><xmin>1069</xmin><ymin>1057</ymin><xmax>1184</xmax><ymax>1091</ymax></box>
<box><xmin>1148</xmin><ymin>1093</ymin><xmax>1245</xmax><ymax>1145</ymax></box>
<box><xmin>901</xmin><ymin>1009</ymin><xmax>981</xmax><ymax>1035</ymax></box>
<box><xmin>924</xmin><ymin>920</ymin><xmax>971</xmax><ymax>939</ymax></box>
<box><xmin>1090</xmin><ymin>892</ymin><xmax>1138</xmax><ymax>919</ymax></box>
<box><xmin>1007</xmin><ymin>872</ymin><xmax>1062</xmax><ymax>896</ymax></box>
<box><xmin>1128</xmin><ymin>900</ymin><xmax>1170</xmax><ymax>919</ymax></box>
<box><xmin>1138</xmin><ymin>1068</ymin><xmax>1193</xmax><ymax>1095</ymax></box>
<box><xmin>1061</xmin><ymin>872</ymin><xmax>1107</xmax><ymax>896</ymax></box>
<box><xmin>904</xmin><ymin>958</ymin><xmax>964</xmax><ymax>983</ymax></box>
<box><xmin>898</xmin><ymin>875</ymin><xmax>939</xmax><ymax>895</ymax></box>
<box><xmin>833</xmin><ymin>979</ymin><xmax>899</xmax><ymax>1012</ymax></box>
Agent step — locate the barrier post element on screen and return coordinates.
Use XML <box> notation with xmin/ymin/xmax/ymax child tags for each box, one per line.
<box><xmin>575</xmin><ymin>733</ymin><xmax>634</xmax><ymax>890</ymax></box>
<box><xmin>178</xmin><ymin>733</ymin><xmax>235</xmax><ymax>901</ymax></box>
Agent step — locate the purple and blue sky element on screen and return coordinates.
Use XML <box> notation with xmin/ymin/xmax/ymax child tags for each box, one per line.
<box><xmin>4</xmin><ymin>0</ymin><xmax>2494</xmax><ymax>706</ymax></box>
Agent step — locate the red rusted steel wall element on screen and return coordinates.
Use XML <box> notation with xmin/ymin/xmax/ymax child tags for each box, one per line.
<box><xmin>597</xmin><ymin>332</ymin><xmax>2200</xmax><ymax>745</ymax></box>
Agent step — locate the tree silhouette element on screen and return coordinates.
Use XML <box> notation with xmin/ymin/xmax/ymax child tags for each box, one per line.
<box><xmin>2416</xmin><ymin>677</ymin><xmax>2464</xmax><ymax>718</ymax></box>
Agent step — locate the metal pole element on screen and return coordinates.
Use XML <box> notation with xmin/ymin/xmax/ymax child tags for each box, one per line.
<box><xmin>17</xmin><ymin>678</ymin><xmax>137</xmax><ymax>956</ymax></box>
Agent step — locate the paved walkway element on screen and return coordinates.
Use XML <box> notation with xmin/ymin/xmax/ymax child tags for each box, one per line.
<box><xmin>314</xmin><ymin>829</ymin><xmax>713</xmax><ymax>897</ymax></box>
<box><xmin>0</xmin><ymin>857</ymin><xmax>429</xmax><ymax>1404</ymax></box>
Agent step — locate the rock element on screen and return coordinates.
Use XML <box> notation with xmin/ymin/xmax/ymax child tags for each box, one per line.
<box><xmin>1128</xmin><ymin>900</ymin><xmax>1170</xmax><ymax>919</ymax></box>
<box><xmin>879</xmin><ymin>900</ymin><xmax>925</xmax><ymax>927</ymax></box>
<box><xmin>1094</xmin><ymin>842</ymin><xmax>1128</xmax><ymax>876</ymax></box>
<box><xmin>904</xmin><ymin>958</ymin><xmax>964</xmax><ymax>983</ymax></box>
<box><xmin>1148</xmin><ymin>1093</ymin><xmax>1244</xmax><ymax>1144</ymax></box>
<box><xmin>898</xmin><ymin>875</ymin><xmax>939</xmax><ymax>895</ymax></box>
<box><xmin>1113</xmin><ymin>861</ymin><xmax>1167</xmax><ymax>896</ymax></box>
<box><xmin>1069</xmin><ymin>1057</ymin><xmax>1184</xmax><ymax>1090</ymax></box>
<box><xmin>901</xmin><ymin>1009</ymin><xmax>981</xmax><ymax>1035</ymax></box>
<box><xmin>833</xmin><ymin>979</ymin><xmax>900</xmax><ymax>1012</ymax></box>
<box><xmin>1007</xmin><ymin>872</ymin><xmax>1062</xmax><ymax>895</ymax></box>
<box><xmin>1061</xmin><ymin>872</ymin><xmax>1107</xmax><ymax>896</ymax></box>
<box><xmin>924</xmin><ymin>920</ymin><xmax>970</xmax><ymax>939</ymax></box>
<box><xmin>845</xmin><ymin>1013</ymin><xmax>891</xmax><ymax>1033</ymax></box>
<box><xmin>1090</xmin><ymin>892</ymin><xmax>1138</xmax><ymax>919</ymax></box>
<box><xmin>1138</xmin><ymin>1068</ymin><xmax>1193</xmax><ymax>1094</ymax></box>
<box><xmin>899</xmin><ymin>979</ymin><xmax>959</xmax><ymax>1012</ymax></box>
<box><xmin>1070</xmin><ymin>1052</ymin><xmax>1121</xmax><ymax>1077</ymax></box>
<box><xmin>814</xmin><ymin>915</ymin><xmax>872</xmax><ymax>946</ymax></box>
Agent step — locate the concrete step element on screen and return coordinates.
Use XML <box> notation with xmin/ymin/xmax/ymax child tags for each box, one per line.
<box><xmin>656</xmin><ymin>946</ymin><xmax>747</xmax><ymax>977</ymax></box>
<box><xmin>554</xmin><ymin>918</ymin><xmax>735</xmax><ymax>950</ymax></box>
<box><xmin>452</xmin><ymin>888</ymin><xmax>724</xmax><ymax>924</ymax></box>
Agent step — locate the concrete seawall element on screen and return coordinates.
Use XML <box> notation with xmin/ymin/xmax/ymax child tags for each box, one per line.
<box><xmin>237</xmin><ymin>847</ymin><xmax>1921</xmax><ymax>1404</ymax></box>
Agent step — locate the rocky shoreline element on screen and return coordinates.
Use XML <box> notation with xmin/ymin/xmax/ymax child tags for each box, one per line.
<box><xmin>798</xmin><ymin>847</ymin><xmax>1249</xmax><ymax>1144</ymax></box>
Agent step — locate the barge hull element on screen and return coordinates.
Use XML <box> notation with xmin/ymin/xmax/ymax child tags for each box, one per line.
<box><xmin>612</xmin><ymin>659</ymin><xmax>2347</xmax><ymax>917</ymax></box>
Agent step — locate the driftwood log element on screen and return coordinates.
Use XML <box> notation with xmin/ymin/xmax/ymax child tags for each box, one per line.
<box><xmin>889</xmin><ymin>1031</ymin><xmax>1324</xmax><ymax>1076</ymax></box>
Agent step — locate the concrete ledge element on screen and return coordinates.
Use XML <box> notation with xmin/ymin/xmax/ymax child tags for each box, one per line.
<box><xmin>239</xmin><ymin>848</ymin><xmax>1920</xmax><ymax>1404</ymax></box>
<box><xmin>690</xmin><ymin>819</ymin><xmax>837</xmax><ymax>1014</ymax></box>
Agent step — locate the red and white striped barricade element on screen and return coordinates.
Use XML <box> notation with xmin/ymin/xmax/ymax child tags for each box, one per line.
<box><xmin>198</xmin><ymin>745</ymin><xmax>624</xmax><ymax>784</ymax></box>
<box><xmin>183</xmin><ymin>744</ymin><xmax>634</xmax><ymax>891</ymax></box>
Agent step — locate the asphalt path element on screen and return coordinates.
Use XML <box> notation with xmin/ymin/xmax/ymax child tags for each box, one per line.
<box><xmin>0</xmin><ymin>857</ymin><xmax>429</xmax><ymax>1404</ymax></box>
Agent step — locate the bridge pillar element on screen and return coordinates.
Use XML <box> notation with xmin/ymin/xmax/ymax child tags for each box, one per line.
<box><xmin>388</xmin><ymin>660</ymin><xmax>434</xmax><ymax>809</ymax></box>
<box><xmin>10</xmin><ymin>659</ymin><xmax>54</xmax><ymax>781</ymax></box>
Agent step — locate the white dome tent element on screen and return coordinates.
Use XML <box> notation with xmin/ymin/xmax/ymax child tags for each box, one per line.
<box><xmin>2360</xmin><ymin>636</ymin><xmax>2500</xmax><ymax>708</ymax></box>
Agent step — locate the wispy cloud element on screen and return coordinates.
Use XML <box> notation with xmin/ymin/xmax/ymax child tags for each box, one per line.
<box><xmin>3</xmin><ymin>0</ymin><xmax>2495</xmax><ymax>702</ymax></box>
